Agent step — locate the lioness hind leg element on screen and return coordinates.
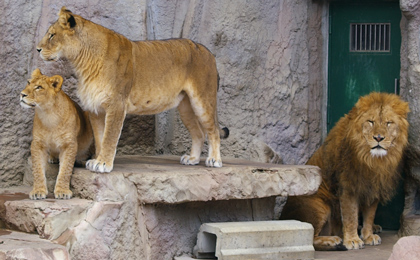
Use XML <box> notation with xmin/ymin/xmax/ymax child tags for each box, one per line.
<box><xmin>189</xmin><ymin>97</ymin><xmax>222</xmax><ymax>168</ymax></box>
<box><xmin>178</xmin><ymin>96</ymin><xmax>205</xmax><ymax>165</ymax></box>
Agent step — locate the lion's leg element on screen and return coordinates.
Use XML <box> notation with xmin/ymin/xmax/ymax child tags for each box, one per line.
<box><xmin>178</xmin><ymin>96</ymin><xmax>205</xmax><ymax>165</ymax></box>
<box><xmin>86</xmin><ymin>106</ymin><xmax>126</xmax><ymax>173</ymax></box>
<box><xmin>55</xmin><ymin>142</ymin><xmax>77</xmax><ymax>199</ymax></box>
<box><xmin>360</xmin><ymin>200</ymin><xmax>381</xmax><ymax>246</ymax></box>
<box><xmin>88</xmin><ymin>111</ymin><xmax>105</xmax><ymax>159</ymax></box>
<box><xmin>30</xmin><ymin>141</ymin><xmax>48</xmax><ymax>199</ymax></box>
<box><xmin>340</xmin><ymin>191</ymin><xmax>364</xmax><ymax>249</ymax></box>
<box><xmin>283</xmin><ymin>196</ymin><xmax>343</xmax><ymax>250</ymax></box>
<box><xmin>188</xmin><ymin>95</ymin><xmax>222</xmax><ymax>167</ymax></box>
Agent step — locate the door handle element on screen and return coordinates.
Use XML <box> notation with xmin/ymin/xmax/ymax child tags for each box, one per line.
<box><xmin>394</xmin><ymin>78</ymin><xmax>399</xmax><ymax>95</ymax></box>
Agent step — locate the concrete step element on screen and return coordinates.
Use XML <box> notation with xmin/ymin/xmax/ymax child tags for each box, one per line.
<box><xmin>193</xmin><ymin>220</ymin><xmax>314</xmax><ymax>260</ymax></box>
<box><xmin>0</xmin><ymin>229</ymin><xmax>70</xmax><ymax>260</ymax></box>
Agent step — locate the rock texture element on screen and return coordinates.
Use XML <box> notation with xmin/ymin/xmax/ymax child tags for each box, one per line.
<box><xmin>1</xmin><ymin>156</ymin><xmax>321</xmax><ymax>260</ymax></box>
<box><xmin>70</xmin><ymin>156</ymin><xmax>321</xmax><ymax>203</ymax></box>
<box><xmin>398</xmin><ymin>0</ymin><xmax>420</xmax><ymax>237</ymax></box>
<box><xmin>388</xmin><ymin>236</ymin><xmax>420</xmax><ymax>260</ymax></box>
<box><xmin>1</xmin><ymin>0</ymin><xmax>325</xmax><ymax>187</ymax></box>
<box><xmin>0</xmin><ymin>229</ymin><xmax>70</xmax><ymax>260</ymax></box>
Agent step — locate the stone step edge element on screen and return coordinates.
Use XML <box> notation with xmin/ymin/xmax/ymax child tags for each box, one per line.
<box><xmin>220</xmin><ymin>245</ymin><xmax>315</xmax><ymax>255</ymax></box>
<box><xmin>0</xmin><ymin>229</ymin><xmax>70</xmax><ymax>260</ymax></box>
<box><xmin>194</xmin><ymin>220</ymin><xmax>314</xmax><ymax>259</ymax></box>
<box><xmin>0</xmin><ymin>186</ymin><xmax>126</xmax><ymax>245</ymax></box>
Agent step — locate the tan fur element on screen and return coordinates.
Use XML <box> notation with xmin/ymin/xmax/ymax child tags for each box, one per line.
<box><xmin>281</xmin><ymin>92</ymin><xmax>410</xmax><ymax>250</ymax></box>
<box><xmin>36</xmin><ymin>7</ymin><xmax>228</xmax><ymax>173</ymax></box>
<box><xmin>20</xmin><ymin>69</ymin><xmax>93</xmax><ymax>199</ymax></box>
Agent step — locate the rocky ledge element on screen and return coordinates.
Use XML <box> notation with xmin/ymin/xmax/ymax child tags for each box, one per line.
<box><xmin>1</xmin><ymin>156</ymin><xmax>321</xmax><ymax>260</ymax></box>
<box><xmin>71</xmin><ymin>155</ymin><xmax>321</xmax><ymax>203</ymax></box>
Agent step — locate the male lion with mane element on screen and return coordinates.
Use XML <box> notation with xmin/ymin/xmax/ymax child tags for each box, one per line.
<box><xmin>20</xmin><ymin>69</ymin><xmax>93</xmax><ymax>199</ymax></box>
<box><xmin>37</xmin><ymin>7</ymin><xmax>228</xmax><ymax>173</ymax></box>
<box><xmin>281</xmin><ymin>92</ymin><xmax>410</xmax><ymax>250</ymax></box>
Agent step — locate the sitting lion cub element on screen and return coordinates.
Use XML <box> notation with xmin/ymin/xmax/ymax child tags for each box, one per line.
<box><xmin>20</xmin><ymin>69</ymin><xmax>93</xmax><ymax>199</ymax></box>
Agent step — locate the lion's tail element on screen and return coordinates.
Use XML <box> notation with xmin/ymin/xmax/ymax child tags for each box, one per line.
<box><xmin>220</xmin><ymin>127</ymin><xmax>229</xmax><ymax>139</ymax></box>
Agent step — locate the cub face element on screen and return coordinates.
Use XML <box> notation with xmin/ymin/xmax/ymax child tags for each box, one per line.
<box><xmin>37</xmin><ymin>7</ymin><xmax>78</xmax><ymax>61</ymax></box>
<box><xmin>20</xmin><ymin>69</ymin><xmax>63</xmax><ymax>109</ymax></box>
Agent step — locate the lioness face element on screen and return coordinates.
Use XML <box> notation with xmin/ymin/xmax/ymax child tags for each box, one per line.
<box><xmin>20</xmin><ymin>69</ymin><xmax>63</xmax><ymax>109</ymax></box>
<box><xmin>360</xmin><ymin>105</ymin><xmax>406</xmax><ymax>157</ymax></box>
<box><xmin>37</xmin><ymin>25</ymin><xmax>64</xmax><ymax>61</ymax></box>
<box><xmin>37</xmin><ymin>8</ymin><xmax>78</xmax><ymax>61</ymax></box>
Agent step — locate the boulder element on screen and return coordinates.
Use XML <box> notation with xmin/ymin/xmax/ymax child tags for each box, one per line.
<box><xmin>389</xmin><ymin>236</ymin><xmax>420</xmax><ymax>260</ymax></box>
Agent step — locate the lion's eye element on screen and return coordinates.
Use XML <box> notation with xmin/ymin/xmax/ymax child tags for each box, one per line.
<box><xmin>49</xmin><ymin>33</ymin><xmax>55</xmax><ymax>40</ymax></box>
<box><xmin>387</xmin><ymin>122</ymin><xmax>393</xmax><ymax>127</ymax></box>
<box><xmin>35</xmin><ymin>86</ymin><xmax>43</xmax><ymax>90</ymax></box>
<box><xmin>368</xmin><ymin>120</ymin><xmax>374</xmax><ymax>126</ymax></box>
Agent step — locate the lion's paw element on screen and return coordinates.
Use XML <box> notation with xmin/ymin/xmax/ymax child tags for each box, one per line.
<box><xmin>373</xmin><ymin>224</ymin><xmax>382</xmax><ymax>234</ymax></box>
<box><xmin>343</xmin><ymin>237</ymin><xmax>365</xmax><ymax>250</ymax></box>
<box><xmin>54</xmin><ymin>188</ymin><xmax>73</xmax><ymax>200</ymax></box>
<box><xmin>362</xmin><ymin>234</ymin><xmax>381</xmax><ymax>246</ymax></box>
<box><xmin>30</xmin><ymin>188</ymin><xmax>48</xmax><ymax>200</ymax></box>
<box><xmin>48</xmin><ymin>156</ymin><xmax>59</xmax><ymax>164</ymax></box>
<box><xmin>86</xmin><ymin>158</ymin><xmax>113</xmax><ymax>173</ymax></box>
<box><xmin>180</xmin><ymin>155</ymin><xmax>200</xmax><ymax>165</ymax></box>
<box><xmin>205</xmin><ymin>157</ymin><xmax>222</xmax><ymax>168</ymax></box>
<box><xmin>314</xmin><ymin>235</ymin><xmax>342</xmax><ymax>247</ymax></box>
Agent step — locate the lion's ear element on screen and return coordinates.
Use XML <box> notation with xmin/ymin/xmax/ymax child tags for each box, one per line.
<box><xmin>58</xmin><ymin>6</ymin><xmax>76</xmax><ymax>29</ymax></box>
<box><xmin>49</xmin><ymin>75</ymin><xmax>64</xmax><ymax>92</ymax></box>
<box><xmin>31</xmin><ymin>68</ymin><xmax>42</xmax><ymax>78</ymax></box>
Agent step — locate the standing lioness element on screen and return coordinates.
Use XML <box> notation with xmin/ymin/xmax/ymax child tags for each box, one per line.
<box><xmin>37</xmin><ymin>7</ymin><xmax>228</xmax><ymax>173</ymax></box>
<box><xmin>20</xmin><ymin>69</ymin><xmax>93</xmax><ymax>199</ymax></box>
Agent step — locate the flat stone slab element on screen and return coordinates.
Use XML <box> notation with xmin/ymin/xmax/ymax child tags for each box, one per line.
<box><xmin>0</xmin><ymin>229</ymin><xmax>70</xmax><ymax>260</ymax></box>
<box><xmin>193</xmin><ymin>220</ymin><xmax>314</xmax><ymax>260</ymax></box>
<box><xmin>72</xmin><ymin>155</ymin><xmax>321</xmax><ymax>203</ymax></box>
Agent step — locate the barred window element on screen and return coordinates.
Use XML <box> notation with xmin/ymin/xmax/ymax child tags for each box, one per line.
<box><xmin>350</xmin><ymin>23</ymin><xmax>390</xmax><ymax>52</ymax></box>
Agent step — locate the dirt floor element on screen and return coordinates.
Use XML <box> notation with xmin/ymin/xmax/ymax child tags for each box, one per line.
<box><xmin>315</xmin><ymin>231</ymin><xmax>399</xmax><ymax>260</ymax></box>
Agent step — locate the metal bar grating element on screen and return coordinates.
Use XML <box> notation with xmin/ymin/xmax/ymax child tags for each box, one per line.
<box><xmin>350</xmin><ymin>23</ymin><xmax>390</xmax><ymax>52</ymax></box>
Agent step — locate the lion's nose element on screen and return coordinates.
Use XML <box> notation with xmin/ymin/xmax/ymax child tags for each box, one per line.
<box><xmin>373</xmin><ymin>134</ymin><xmax>385</xmax><ymax>142</ymax></box>
<box><xmin>36</xmin><ymin>48</ymin><xmax>42</xmax><ymax>53</ymax></box>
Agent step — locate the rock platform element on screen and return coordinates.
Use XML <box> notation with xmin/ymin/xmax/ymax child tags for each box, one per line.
<box><xmin>0</xmin><ymin>155</ymin><xmax>321</xmax><ymax>260</ymax></box>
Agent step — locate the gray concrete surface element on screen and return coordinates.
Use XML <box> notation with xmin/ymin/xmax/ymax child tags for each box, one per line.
<box><xmin>193</xmin><ymin>220</ymin><xmax>314</xmax><ymax>260</ymax></box>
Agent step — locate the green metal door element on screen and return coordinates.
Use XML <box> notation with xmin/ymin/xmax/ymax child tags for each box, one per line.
<box><xmin>328</xmin><ymin>1</ymin><xmax>402</xmax><ymax>230</ymax></box>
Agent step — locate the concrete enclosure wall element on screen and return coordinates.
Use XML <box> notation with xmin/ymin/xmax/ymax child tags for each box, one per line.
<box><xmin>1</xmin><ymin>0</ymin><xmax>326</xmax><ymax>187</ymax></box>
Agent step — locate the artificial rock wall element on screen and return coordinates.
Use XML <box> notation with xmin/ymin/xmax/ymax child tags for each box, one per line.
<box><xmin>399</xmin><ymin>0</ymin><xmax>420</xmax><ymax>236</ymax></box>
<box><xmin>0</xmin><ymin>0</ymin><xmax>325</xmax><ymax>187</ymax></box>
